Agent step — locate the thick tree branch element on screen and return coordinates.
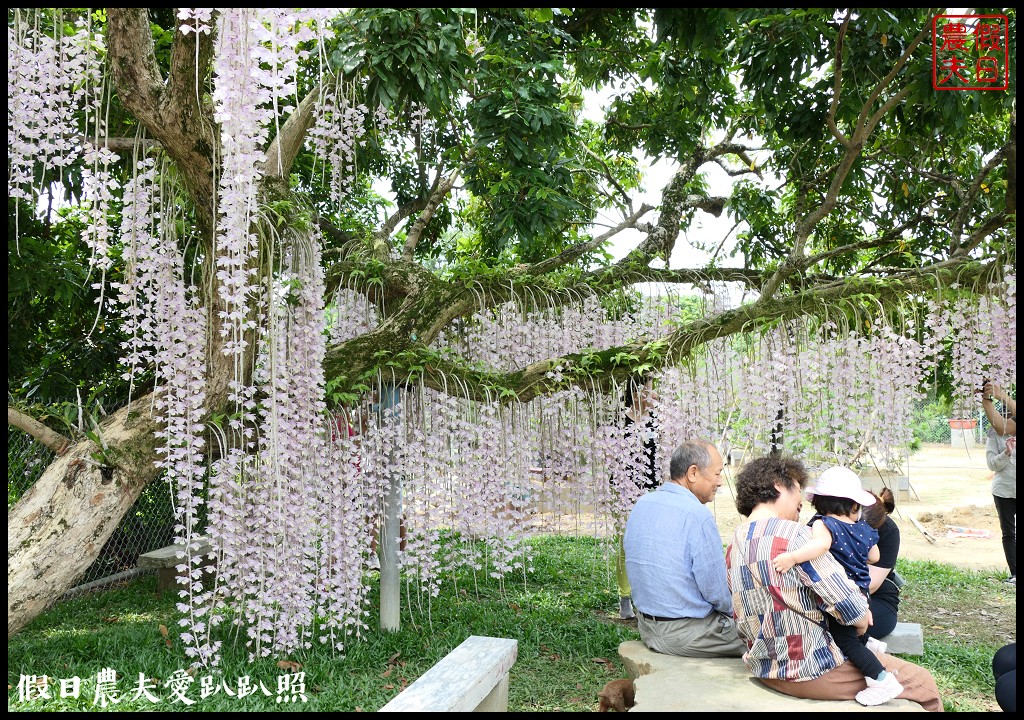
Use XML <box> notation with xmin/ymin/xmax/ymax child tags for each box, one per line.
<box><xmin>374</xmin><ymin>200</ymin><xmax>429</xmax><ymax>251</ymax></box>
<box><xmin>323</xmin><ymin>253</ymin><xmax>772</xmax><ymax>392</ymax></box>
<box><xmin>325</xmin><ymin>258</ymin><xmax>417</xmax><ymax>304</ymax></box>
<box><xmin>365</xmin><ymin>258</ymin><xmax>1001</xmax><ymax>404</ymax></box>
<box><xmin>9</xmin><ymin>396</ymin><xmax>162</xmax><ymax>636</ymax></box>
<box><xmin>524</xmin><ymin>204</ymin><xmax>653</xmax><ymax>277</ymax></box>
<box><xmin>614</xmin><ymin>137</ymin><xmax>758</xmax><ymax>271</ymax></box>
<box><xmin>106</xmin><ymin>9</ymin><xmax>216</xmax><ymax>227</ymax></box>
<box><xmin>164</xmin><ymin>11</ymin><xmax>216</xmax><ymax>131</ymax></box>
<box><xmin>471</xmin><ymin>265</ymin><xmax>766</xmax><ymax>312</ymax></box>
<box><xmin>105</xmin><ymin>10</ymin><xmax>163</xmax><ymax>115</ymax></box>
<box><xmin>401</xmin><ymin>165</ymin><xmax>462</xmax><ymax>261</ymax></box>
<box><xmin>618</xmin><ymin>153</ymin><xmax>704</xmax><ymax>267</ymax></box>
<box><xmin>592</xmin><ymin>265</ymin><xmax>765</xmax><ymax>290</ymax></box>
<box><xmin>827</xmin><ymin>12</ymin><xmax>852</xmax><ymax>147</ymax></box>
<box><xmin>264</xmin><ymin>82</ymin><xmax>325</xmax><ymax>178</ymax></box>
<box><xmin>8</xmin><ymin>407</ymin><xmax>71</xmax><ymax>455</ymax></box>
<box><xmin>324</xmin><ymin>247</ymin><xmax>1008</xmax><ymax>403</ymax></box>
<box><xmin>800</xmin><ymin>141</ymin><xmax>866</xmax><ymax>236</ymax></box>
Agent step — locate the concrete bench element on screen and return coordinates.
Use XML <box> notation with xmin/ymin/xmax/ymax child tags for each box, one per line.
<box><xmin>137</xmin><ymin>536</ymin><xmax>214</xmax><ymax>593</ymax></box>
<box><xmin>378</xmin><ymin>635</ymin><xmax>518</xmax><ymax>712</ymax></box>
<box><xmin>618</xmin><ymin>640</ymin><xmax>926</xmax><ymax>712</ymax></box>
<box><xmin>879</xmin><ymin>623</ymin><xmax>924</xmax><ymax>655</ymax></box>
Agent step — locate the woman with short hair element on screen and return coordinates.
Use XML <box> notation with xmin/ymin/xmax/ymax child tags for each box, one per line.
<box><xmin>725</xmin><ymin>456</ymin><xmax>943</xmax><ymax>712</ymax></box>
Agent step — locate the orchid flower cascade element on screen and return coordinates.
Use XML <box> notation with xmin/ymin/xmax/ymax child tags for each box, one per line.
<box><xmin>6</xmin><ymin>9</ymin><xmax>1015</xmax><ymax>665</ymax></box>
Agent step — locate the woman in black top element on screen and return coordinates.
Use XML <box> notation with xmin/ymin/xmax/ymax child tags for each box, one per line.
<box><xmin>862</xmin><ymin>488</ymin><xmax>901</xmax><ymax>639</ymax></box>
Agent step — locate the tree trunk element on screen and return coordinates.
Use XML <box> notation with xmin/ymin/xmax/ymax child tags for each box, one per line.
<box><xmin>8</xmin><ymin>396</ymin><xmax>161</xmax><ymax>636</ymax></box>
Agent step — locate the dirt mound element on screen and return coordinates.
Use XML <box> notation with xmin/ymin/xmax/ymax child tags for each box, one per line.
<box><xmin>909</xmin><ymin>504</ymin><xmax>1002</xmax><ymax>547</ymax></box>
<box><xmin>916</xmin><ymin>504</ymin><xmax>999</xmax><ymax>534</ymax></box>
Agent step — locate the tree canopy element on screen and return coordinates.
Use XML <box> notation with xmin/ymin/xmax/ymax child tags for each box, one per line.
<box><xmin>7</xmin><ymin>8</ymin><xmax>1015</xmax><ymax>650</ymax></box>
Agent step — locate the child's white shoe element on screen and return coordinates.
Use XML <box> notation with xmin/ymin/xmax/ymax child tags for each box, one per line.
<box><xmin>855</xmin><ymin>671</ymin><xmax>904</xmax><ymax>706</ymax></box>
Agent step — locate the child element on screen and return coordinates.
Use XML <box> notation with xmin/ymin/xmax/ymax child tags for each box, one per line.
<box><xmin>772</xmin><ymin>466</ymin><xmax>904</xmax><ymax>707</ymax></box>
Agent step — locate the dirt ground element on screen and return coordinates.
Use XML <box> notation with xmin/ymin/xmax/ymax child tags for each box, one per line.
<box><xmin>708</xmin><ymin>442</ymin><xmax>1011</xmax><ymax>574</ymax></box>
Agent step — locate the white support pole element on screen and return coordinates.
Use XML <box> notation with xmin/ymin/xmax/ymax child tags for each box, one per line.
<box><xmin>379</xmin><ymin>383</ymin><xmax>402</xmax><ymax>632</ymax></box>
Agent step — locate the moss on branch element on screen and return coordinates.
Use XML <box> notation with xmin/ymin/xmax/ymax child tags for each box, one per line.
<box><xmin>320</xmin><ymin>257</ymin><xmax>1000</xmax><ymax>402</ymax></box>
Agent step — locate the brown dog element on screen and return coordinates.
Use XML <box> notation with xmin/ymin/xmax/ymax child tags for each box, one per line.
<box><xmin>597</xmin><ymin>678</ymin><xmax>636</xmax><ymax>712</ymax></box>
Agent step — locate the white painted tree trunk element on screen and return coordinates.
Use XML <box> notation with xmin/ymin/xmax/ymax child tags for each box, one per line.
<box><xmin>378</xmin><ymin>384</ymin><xmax>402</xmax><ymax>631</ymax></box>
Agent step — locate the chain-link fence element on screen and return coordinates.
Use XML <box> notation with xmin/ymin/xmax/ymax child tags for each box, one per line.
<box><xmin>7</xmin><ymin>426</ymin><xmax>176</xmax><ymax>597</ymax></box>
<box><xmin>910</xmin><ymin>396</ymin><xmax>1011</xmax><ymax>448</ymax></box>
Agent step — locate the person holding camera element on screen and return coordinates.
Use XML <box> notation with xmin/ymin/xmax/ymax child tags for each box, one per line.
<box><xmin>982</xmin><ymin>381</ymin><xmax>1016</xmax><ymax>585</ymax></box>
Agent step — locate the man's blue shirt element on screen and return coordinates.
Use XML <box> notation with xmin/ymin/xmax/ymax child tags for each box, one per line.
<box><xmin>624</xmin><ymin>482</ymin><xmax>733</xmax><ymax>619</ymax></box>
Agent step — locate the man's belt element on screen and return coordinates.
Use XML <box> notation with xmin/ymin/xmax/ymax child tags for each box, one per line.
<box><xmin>638</xmin><ymin>611</ymin><xmax>686</xmax><ymax>622</ymax></box>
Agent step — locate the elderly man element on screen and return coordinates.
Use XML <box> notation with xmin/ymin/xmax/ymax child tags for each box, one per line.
<box><xmin>624</xmin><ymin>439</ymin><xmax>744</xmax><ymax>657</ymax></box>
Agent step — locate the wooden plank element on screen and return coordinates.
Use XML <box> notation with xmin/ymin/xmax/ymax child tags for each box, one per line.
<box><xmin>379</xmin><ymin>636</ymin><xmax>518</xmax><ymax>712</ymax></box>
<box><xmin>908</xmin><ymin>515</ymin><xmax>937</xmax><ymax>544</ymax></box>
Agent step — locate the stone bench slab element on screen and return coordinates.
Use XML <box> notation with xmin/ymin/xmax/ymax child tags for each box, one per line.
<box><xmin>879</xmin><ymin>623</ymin><xmax>924</xmax><ymax>656</ymax></box>
<box><xmin>137</xmin><ymin>537</ymin><xmax>213</xmax><ymax>569</ymax></box>
<box><xmin>137</xmin><ymin>537</ymin><xmax>214</xmax><ymax>593</ymax></box>
<box><xmin>618</xmin><ymin>641</ymin><xmax>925</xmax><ymax>712</ymax></box>
<box><xmin>379</xmin><ymin>635</ymin><xmax>518</xmax><ymax>712</ymax></box>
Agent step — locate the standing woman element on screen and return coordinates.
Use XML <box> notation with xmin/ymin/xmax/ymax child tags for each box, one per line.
<box><xmin>982</xmin><ymin>382</ymin><xmax>1016</xmax><ymax>585</ymax></box>
<box><xmin>615</xmin><ymin>374</ymin><xmax>660</xmax><ymax>619</ymax></box>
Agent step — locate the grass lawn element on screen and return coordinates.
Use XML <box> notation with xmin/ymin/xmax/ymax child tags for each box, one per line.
<box><xmin>6</xmin><ymin>535</ymin><xmax>1015</xmax><ymax>712</ymax></box>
